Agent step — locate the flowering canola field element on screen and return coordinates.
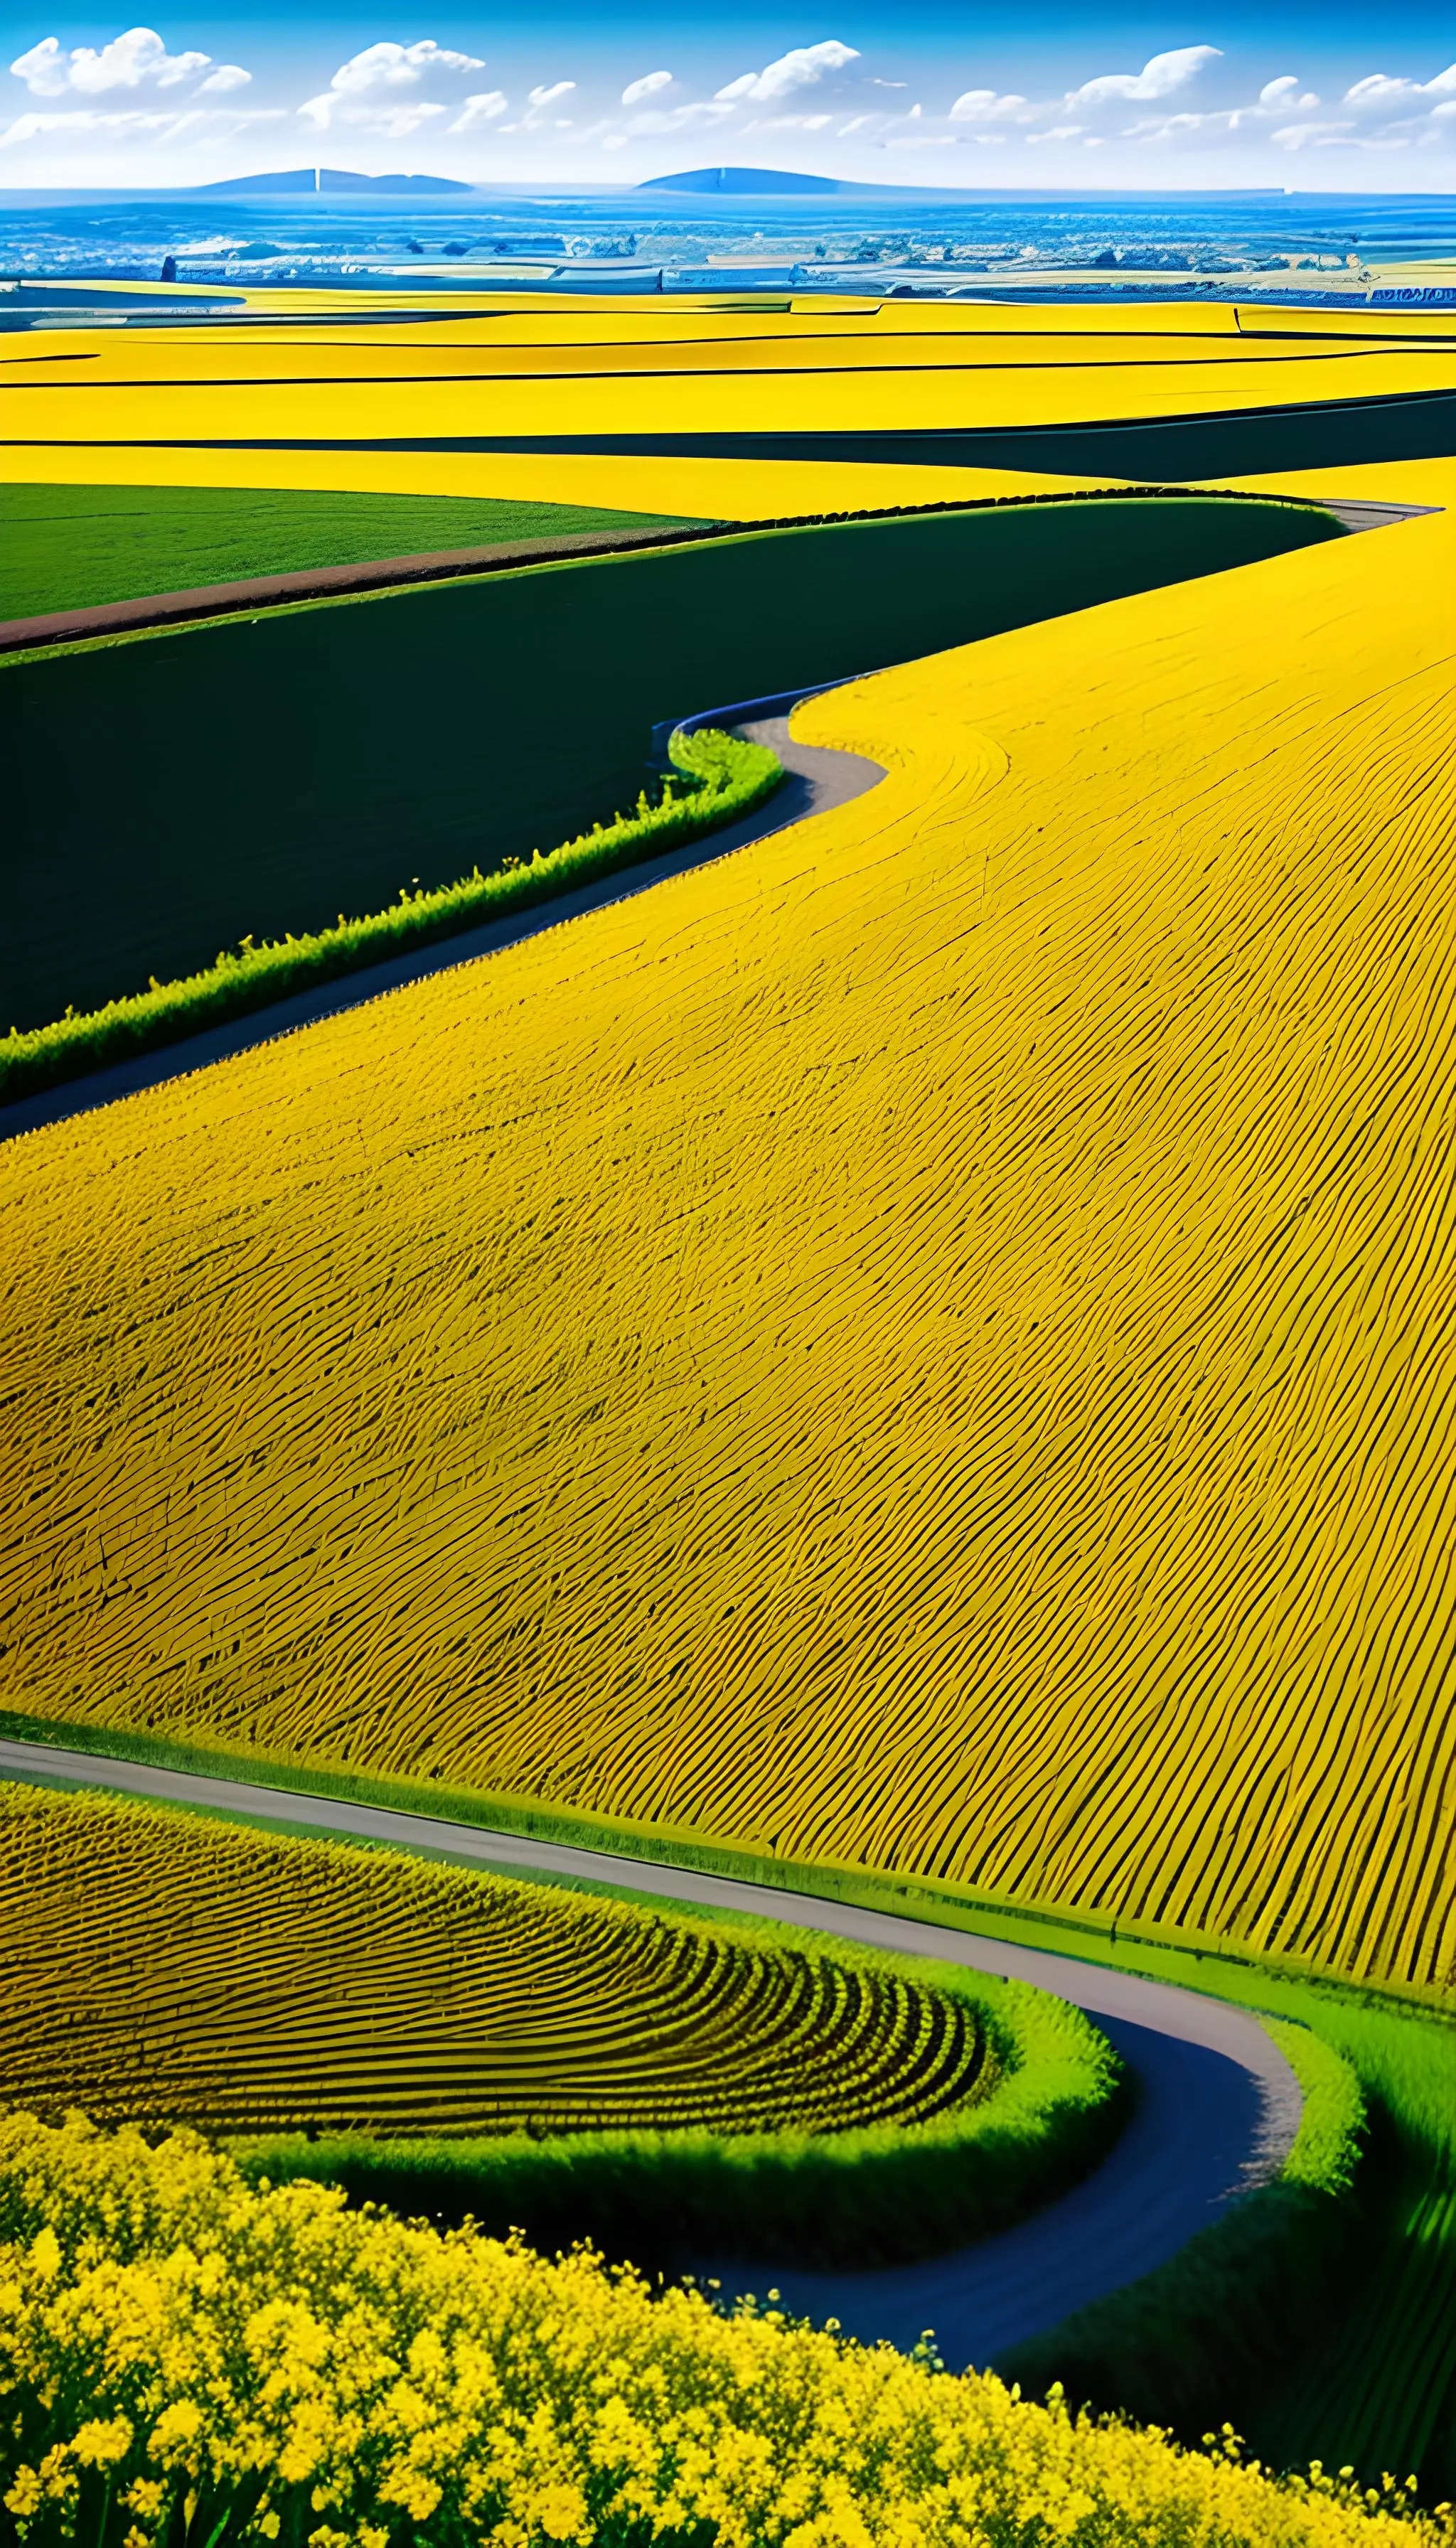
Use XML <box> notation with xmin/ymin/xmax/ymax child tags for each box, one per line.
<box><xmin>0</xmin><ymin>1784</ymin><xmax>990</xmax><ymax>2141</ymax></box>
<box><xmin>4</xmin><ymin>2109</ymin><xmax>1439</xmax><ymax>2548</ymax></box>
<box><xmin>6</xmin><ymin>294</ymin><xmax>1456</xmax><ymax>445</ymax></box>
<box><xmin>6</xmin><ymin>291</ymin><xmax>1456</xmax><ymax>524</ymax></box>
<box><xmin>5</xmin><ymin>438</ymin><xmax>1456</xmax><ymax>1988</ymax></box>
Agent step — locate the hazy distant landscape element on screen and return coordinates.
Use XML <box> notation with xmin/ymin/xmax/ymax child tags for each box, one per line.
<box><xmin>6</xmin><ymin>176</ymin><xmax>1456</xmax><ymax>303</ymax></box>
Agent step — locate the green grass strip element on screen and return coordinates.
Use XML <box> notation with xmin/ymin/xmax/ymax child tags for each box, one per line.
<box><xmin>4</xmin><ymin>1706</ymin><xmax>1452</xmax><ymax>2490</ymax></box>
<box><xmin>235</xmin><ymin>1958</ymin><xmax>1123</xmax><ymax>2276</ymax></box>
<box><xmin>0</xmin><ymin>725</ymin><xmax>781</xmax><ymax>1108</ymax></box>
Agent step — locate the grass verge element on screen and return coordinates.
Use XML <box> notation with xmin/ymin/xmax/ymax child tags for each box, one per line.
<box><xmin>236</xmin><ymin>1959</ymin><xmax>1123</xmax><ymax>2274</ymax></box>
<box><xmin>4</xmin><ymin>1706</ymin><xmax>1452</xmax><ymax>2492</ymax></box>
<box><xmin>0</xmin><ymin>726</ymin><xmax>781</xmax><ymax>1106</ymax></box>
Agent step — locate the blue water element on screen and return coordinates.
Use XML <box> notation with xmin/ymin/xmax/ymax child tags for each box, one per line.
<box><xmin>3</xmin><ymin>188</ymin><xmax>1455</xmax><ymax>302</ymax></box>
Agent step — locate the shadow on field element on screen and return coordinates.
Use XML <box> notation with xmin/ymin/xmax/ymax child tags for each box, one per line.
<box><xmin>1</xmin><ymin>496</ymin><xmax>1339</xmax><ymax>1033</ymax></box>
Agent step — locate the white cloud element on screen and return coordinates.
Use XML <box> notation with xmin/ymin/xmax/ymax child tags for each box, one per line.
<box><xmin>0</xmin><ymin>100</ymin><xmax>279</xmax><ymax>145</ymax></box>
<box><xmin>297</xmin><ymin>38</ymin><xmax>483</xmax><ymax>133</ymax></box>
<box><xmin>11</xmin><ymin>26</ymin><xmax>212</xmax><ymax>96</ymax></box>
<box><xmin>1027</xmin><ymin>122</ymin><xmax>1084</xmax><ymax>143</ymax></box>
<box><xmin>325</xmin><ymin>38</ymin><xmax>482</xmax><ymax>94</ymax></box>
<box><xmin>714</xmin><ymin>39</ymin><xmax>859</xmax><ymax>105</ymax></box>
<box><xmin>198</xmin><ymin>63</ymin><xmax>249</xmax><ymax>93</ymax></box>
<box><xmin>450</xmin><ymin>87</ymin><xmax>507</xmax><ymax>129</ymax></box>
<box><xmin>621</xmin><ymin>68</ymin><xmax>671</xmax><ymax>105</ymax></box>
<box><xmin>1065</xmin><ymin>46</ymin><xmax>1221</xmax><ymax>107</ymax></box>
<box><xmin>1258</xmin><ymin>75</ymin><xmax>1299</xmax><ymax>105</ymax></box>
<box><xmin>948</xmin><ymin>86</ymin><xmax>1029</xmax><ymax>122</ymax></box>
<box><xmin>1344</xmin><ymin>60</ymin><xmax>1456</xmax><ymax>109</ymax></box>
<box><xmin>513</xmin><ymin>77</ymin><xmax>575</xmax><ymax>128</ymax></box>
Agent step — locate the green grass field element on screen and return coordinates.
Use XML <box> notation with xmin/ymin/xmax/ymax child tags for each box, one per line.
<box><xmin>0</xmin><ymin>481</ymin><xmax>707</xmax><ymax>621</ymax></box>
<box><xmin>1</xmin><ymin>493</ymin><xmax>1340</xmax><ymax>1034</ymax></box>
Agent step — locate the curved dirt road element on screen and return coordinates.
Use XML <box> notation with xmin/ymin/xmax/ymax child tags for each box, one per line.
<box><xmin>0</xmin><ymin>1736</ymin><xmax>1300</xmax><ymax>2372</ymax></box>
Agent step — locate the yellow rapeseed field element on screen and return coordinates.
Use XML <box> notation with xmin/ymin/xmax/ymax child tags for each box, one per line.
<box><xmin>0</xmin><ymin>2108</ymin><xmax>1442</xmax><ymax>2548</ymax></box>
<box><xmin>5</xmin><ymin>461</ymin><xmax>1455</xmax><ymax>1987</ymax></box>
<box><xmin>0</xmin><ymin>1784</ymin><xmax>989</xmax><ymax>2140</ymax></box>
<box><xmin>5</xmin><ymin>295</ymin><xmax>1456</xmax><ymax>449</ymax></box>
<box><xmin>4</xmin><ymin>295</ymin><xmax>1455</xmax><ymax>523</ymax></box>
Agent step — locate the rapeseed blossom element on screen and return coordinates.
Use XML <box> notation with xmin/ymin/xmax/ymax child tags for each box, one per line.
<box><xmin>0</xmin><ymin>2111</ymin><xmax>1445</xmax><ymax>2548</ymax></box>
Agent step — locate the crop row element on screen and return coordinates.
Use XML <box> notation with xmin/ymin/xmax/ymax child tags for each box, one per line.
<box><xmin>0</xmin><ymin>1784</ymin><xmax>990</xmax><ymax>2141</ymax></box>
<box><xmin>6</xmin><ymin>484</ymin><xmax>1452</xmax><ymax>1987</ymax></box>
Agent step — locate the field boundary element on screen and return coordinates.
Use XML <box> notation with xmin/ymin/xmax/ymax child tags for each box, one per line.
<box><xmin>0</xmin><ymin>726</ymin><xmax>783</xmax><ymax>1110</ymax></box>
<box><xmin>0</xmin><ymin>1733</ymin><xmax>1302</xmax><ymax>2373</ymax></box>
<box><xmin>0</xmin><ymin>486</ymin><xmax>1339</xmax><ymax>660</ymax></box>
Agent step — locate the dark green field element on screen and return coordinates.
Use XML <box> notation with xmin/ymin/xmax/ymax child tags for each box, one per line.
<box><xmin>0</xmin><ymin>481</ymin><xmax>705</xmax><ymax>621</ymax></box>
<box><xmin>1</xmin><ymin>493</ymin><xmax>1342</xmax><ymax>1035</ymax></box>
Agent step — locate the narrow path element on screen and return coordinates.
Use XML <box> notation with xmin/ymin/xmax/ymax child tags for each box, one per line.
<box><xmin>0</xmin><ymin>1737</ymin><xmax>1300</xmax><ymax>2374</ymax></box>
<box><xmin>0</xmin><ymin>695</ymin><xmax>882</xmax><ymax>1145</ymax></box>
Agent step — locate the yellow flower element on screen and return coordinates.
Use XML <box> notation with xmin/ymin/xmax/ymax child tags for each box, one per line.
<box><xmin>73</xmin><ymin>2416</ymin><xmax>134</xmax><ymax>2468</ymax></box>
<box><xmin>3</xmin><ymin>2469</ymin><xmax>43</xmax><ymax>2522</ymax></box>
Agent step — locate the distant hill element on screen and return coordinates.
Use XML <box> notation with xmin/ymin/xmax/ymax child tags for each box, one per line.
<box><xmin>195</xmin><ymin>168</ymin><xmax>471</xmax><ymax>197</ymax></box>
<box><xmin>636</xmin><ymin>166</ymin><xmax>851</xmax><ymax>196</ymax></box>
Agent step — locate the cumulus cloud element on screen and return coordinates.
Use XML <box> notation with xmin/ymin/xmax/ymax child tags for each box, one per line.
<box><xmin>11</xmin><ymin>26</ymin><xmax>213</xmax><ymax>95</ymax></box>
<box><xmin>621</xmin><ymin>68</ymin><xmax>671</xmax><ymax>105</ymax></box>
<box><xmin>1065</xmin><ymin>46</ymin><xmax>1221</xmax><ymax>107</ymax></box>
<box><xmin>714</xmin><ymin>39</ymin><xmax>858</xmax><ymax>105</ymax></box>
<box><xmin>198</xmin><ymin>63</ymin><xmax>249</xmax><ymax>92</ymax></box>
<box><xmin>326</xmin><ymin>38</ymin><xmax>481</xmax><ymax>93</ymax></box>
<box><xmin>297</xmin><ymin>37</ymin><xmax>483</xmax><ymax>133</ymax></box>
<box><xmin>1122</xmin><ymin>50</ymin><xmax>1456</xmax><ymax>151</ymax></box>
<box><xmin>948</xmin><ymin>86</ymin><xmax>1029</xmax><ymax>122</ymax></box>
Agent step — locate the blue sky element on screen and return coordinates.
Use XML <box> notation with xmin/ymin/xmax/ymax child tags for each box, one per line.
<box><xmin>5</xmin><ymin>7</ymin><xmax>1456</xmax><ymax>188</ymax></box>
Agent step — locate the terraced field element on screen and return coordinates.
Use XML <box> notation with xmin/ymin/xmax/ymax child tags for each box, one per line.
<box><xmin>0</xmin><ymin>1782</ymin><xmax>992</xmax><ymax>2139</ymax></box>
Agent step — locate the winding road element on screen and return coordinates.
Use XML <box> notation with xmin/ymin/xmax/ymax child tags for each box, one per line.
<box><xmin>0</xmin><ymin>690</ymin><xmax>882</xmax><ymax>1147</ymax></box>
<box><xmin>0</xmin><ymin>1735</ymin><xmax>1300</xmax><ymax>2375</ymax></box>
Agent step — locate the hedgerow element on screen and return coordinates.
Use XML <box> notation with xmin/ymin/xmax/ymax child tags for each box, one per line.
<box><xmin>0</xmin><ymin>726</ymin><xmax>781</xmax><ymax>1106</ymax></box>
